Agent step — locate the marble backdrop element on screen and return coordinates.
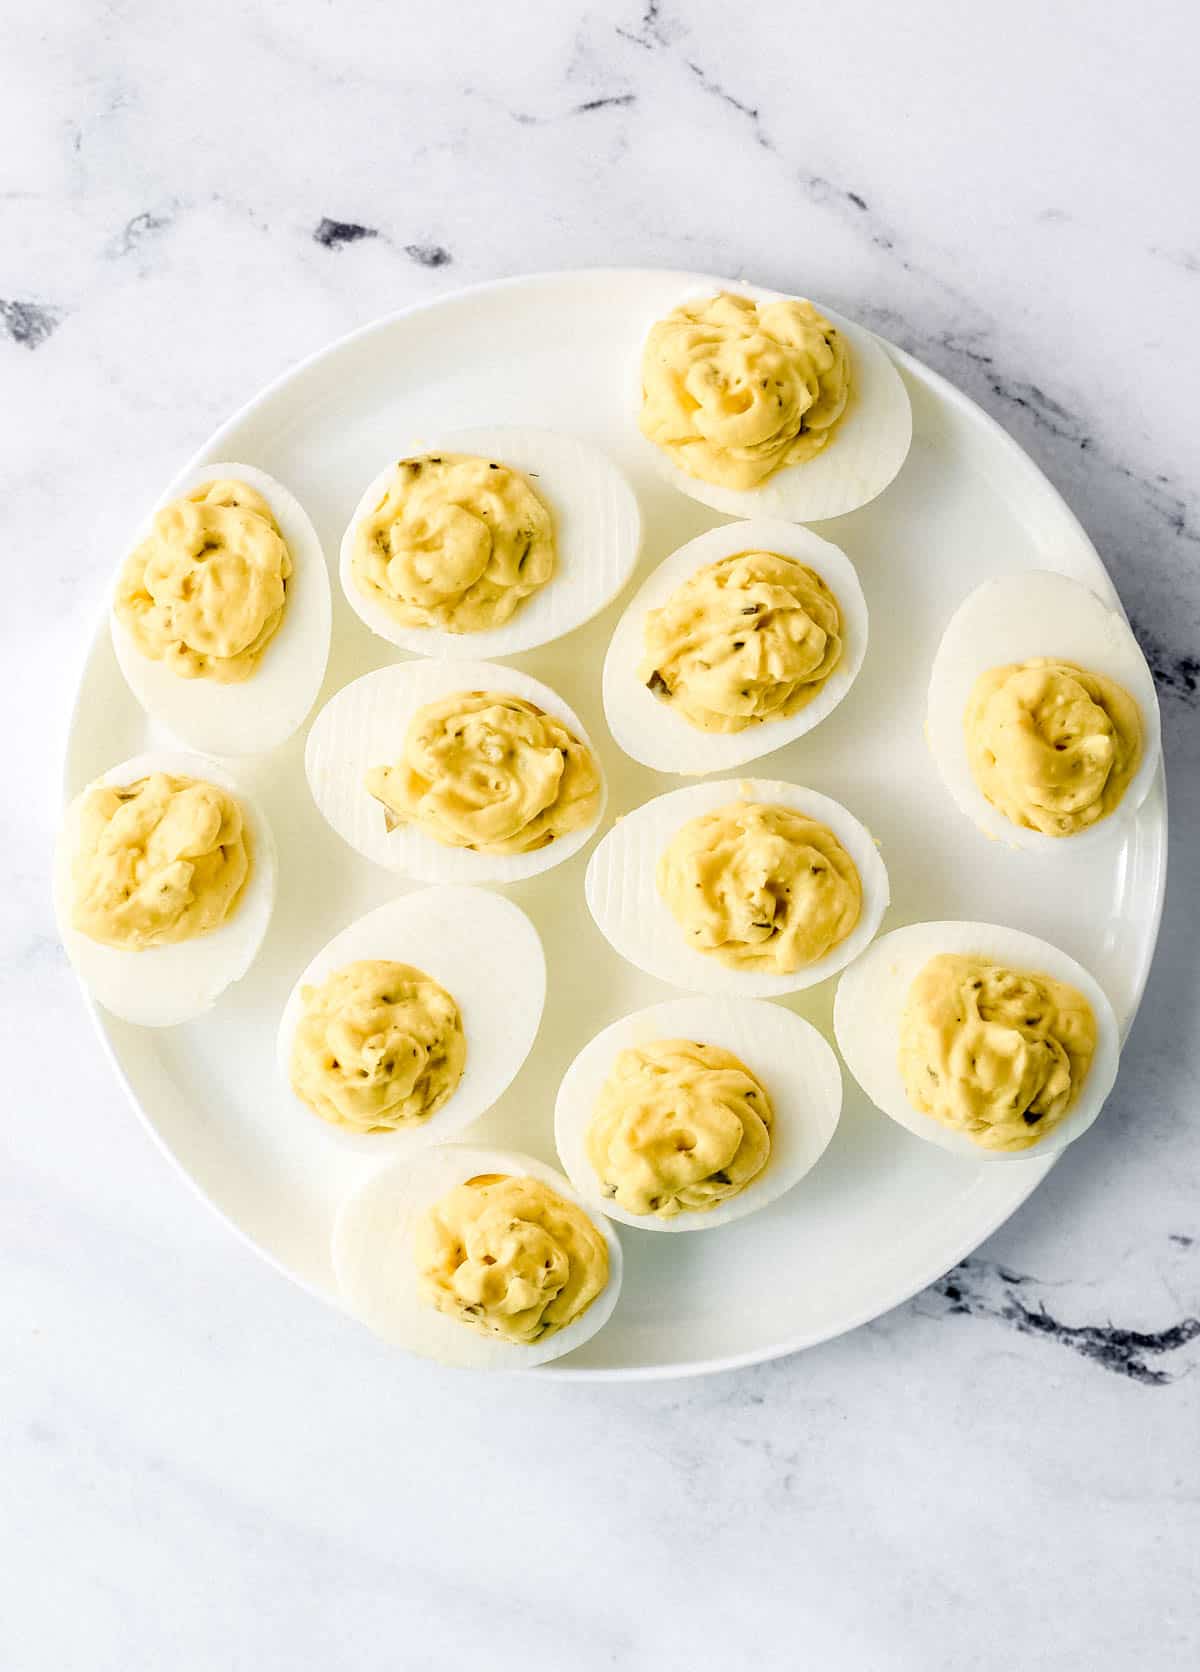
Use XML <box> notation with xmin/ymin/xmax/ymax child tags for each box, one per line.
<box><xmin>3</xmin><ymin>2</ymin><xmax>1197</xmax><ymax>1667</ymax></box>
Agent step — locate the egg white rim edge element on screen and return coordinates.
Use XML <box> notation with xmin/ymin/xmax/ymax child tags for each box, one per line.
<box><xmin>554</xmin><ymin>995</ymin><xmax>843</xmax><ymax>1233</ymax></box>
<box><xmin>926</xmin><ymin>570</ymin><xmax>1164</xmax><ymax>855</ymax></box>
<box><xmin>832</xmin><ymin>919</ymin><xmax>1121</xmax><ymax>1163</ymax></box>
<box><xmin>274</xmin><ymin>887</ymin><xmax>546</xmax><ymax>1156</ymax></box>
<box><xmin>602</xmin><ymin>518</ymin><xmax>869</xmax><ymax>775</ymax></box>
<box><xmin>632</xmin><ymin>282</ymin><xmax>913</xmax><ymax>523</ymax></box>
<box><xmin>52</xmin><ymin>749</ymin><xmax>278</xmax><ymax>1028</ymax></box>
<box><xmin>338</xmin><ymin>426</ymin><xmax>643</xmax><ymax>660</ymax></box>
<box><xmin>305</xmin><ymin>658</ymin><xmax>608</xmax><ymax>883</ymax></box>
<box><xmin>109</xmin><ymin>460</ymin><xmax>333</xmax><ymax>758</ymax></box>
<box><xmin>331</xmin><ymin>1144</ymin><xmax>624</xmax><ymax>1368</ymax></box>
<box><xmin>586</xmin><ymin>777</ymin><xmax>890</xmax><ymax>997</ymax></box>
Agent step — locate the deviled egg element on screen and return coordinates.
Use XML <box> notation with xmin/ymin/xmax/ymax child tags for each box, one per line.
<box><xmin>555</xmin><ymin>996</ymin><xmax>842</xmax><ymax>1233</ymax></box>
<box><xmin>110</xmin><ymin>461</ymin><xmax>332</xmax><ymax>757</ymax></box>
<box><xmin>340</xmin><ymin>426</ymin><xmax>642</xmax><ymax>658</ymax></box>
<box><xmin>927</xmin><ymin>570</ymin><xmax>1162</xmax><ymax>852</ymax></box>
<box><xmin>833</xmin><ymin>920</ymin><xmax>1121</xmax><ymax>1161</ymax></box>
<box><xmin>634</xmin><ymin>284</ymin><xmax>912</xmax><ymax>522</ymax></box>
<box><xmin>586</xmin><ymin>779</ymin><xmax>889</xmax><ymax>997</ymax></box>
<box><xmin>332</xmin><ymin>1145</ymin><xmax>623</xmax><ymax>1367</ymax></box>
<box><xmin>276</xmin><ymin>887</ymin><xmax>545</xmax><ymax>1152</ymax></box>
<box><xmin>603</xmin><ymin>519</ymin><xmax>868</xmax><ymax>774</ymax></box>
<box><xmin>305</xmin><ymin>659</ymin><xmax>607</xmax><ymax>883</ymax></box>
<box><xmin>53</xmin><ymin>750</ymin><xmax>277</xmax><ymax>1027</ymax></box>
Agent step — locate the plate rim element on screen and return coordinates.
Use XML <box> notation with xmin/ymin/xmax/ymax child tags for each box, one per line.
<box><xmin>61</xmin><ymin>266</ymin><xmax>1170</xmax><ymax>1381</ymax></box>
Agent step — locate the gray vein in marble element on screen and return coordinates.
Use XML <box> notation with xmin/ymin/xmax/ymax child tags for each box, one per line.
<box><xmin>1</xmin><ymin>299</ymin><xmax>64</xmax><ymax>350</ymax></box>
<box><xmin>403</xmin><ymin>243</ymin><xmax>452</xmax><ymax>268</ymax></box>
<box><xmin>1128</xmin><ymin>619</ymin><xmax>1200</xmax><ymax>707</ymax></box>
<box><xmin>1170</xmin><ymin>1234</ymin><xmax>1195</xmax><ymax>1248</ymax></box>
<box><xmin>313</xmin><ymin>217</ymin><xmax>379</xmax><ymax>250</ymax></box>
<box><xmin>1152</xmin><ymin>246</ymin><xmax>1200</xmax><ymax>275</ymax></box>
<box><xmin>109</xmin><ymin>210</ymin><xmax>172</xmax><ymax>258</ymax></box>
<box><xmin>925</xmin><ymin>1259</ymin><xmax>1200</xmax><ymax>1385</ymax></box>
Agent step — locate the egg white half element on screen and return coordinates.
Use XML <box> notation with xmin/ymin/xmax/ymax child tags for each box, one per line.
<box><xmin>275</xmin><ymin>887</ymin><xmax>546</xmax><ymax>1154</ymax></box>
<box><xmin>833</xmin><ymin>919</ymin><xmax>1121</xmax><ymax>1162</ymax></box>
<box><xmin>339</xmin><ymin>426</ymin><xmax>642</xmax><ymax>659</ymax></box>
<box><xmin>53</xmin><ymin>750</ymin><xmax>278</xmax><ymax>1027</ymax></box>
<box><xmin>305</xmin><ymin>658</ymin><xmax>608</xmax><ymax>884</ymax></box>
<box><xmin>332</xmin><ymin>1144</ymin><xmax>624</xmax><ymax>1368</ymax></box>
<box><xmin>554</xmin><ymin>995</ymin><xmax>842</xmax><ymax>1233</ymax></box>
<box><xmin>110</xmin><ymin>461</ymin><xmax>332</xmax><ymax>758</ymax></box>
<box><xmin>927</xmin><ymin>570</ymin><xmax>1162</xmax><ymax>853</ymax></box>
<box><xmin>633</xmin><ymin>283</ymin><xmax>913</xmax><ymax>523</ymax></box>
<box><xmin>586</xmin><ymin>778</ymin><xmax>890</xmax><ymax>997</ymax></box>
<box><xmin>603</xmin><ymin>519</ymin><xmax>869</xmax><ymax>775</ymax></box>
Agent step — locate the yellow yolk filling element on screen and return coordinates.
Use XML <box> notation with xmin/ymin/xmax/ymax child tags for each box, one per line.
<box><xmin>115</xmin><ymin>480</ymin><xmax>291</xmax><ymax>682</ymax></box>
<box><xmin>658</xmin><ymin>801</ymin><xmax>862</xmax><ymax>973</ymax></box>
<box><xmin>586</xmin><ymin>1039</ymin><xmax>773</xmax><ymax>1217</ymax></box>
<box><xmin>365</xmin><ymin>690</ymin><xmax>601</xmax><ymax>854</ymax></box>
<box><xmin>350</xmin><ymin>452</ymin><xmax>555</xmax><ymax>633</ymax></box>
<box><xmin>639</xmin><ymin>291</ymin><xmax>851</xmax><ymax>491</ymax></box>
<box><xmin>290</xmin><ymin>960</ymin><xmax>466</xmax><ymax>1134</ymax></box>
<box><xmin>965</xmin><ymin>658</ymin><xmax>1142</xmax><ymax>837</ymax></box>
<box><xmin>899</xmin><ymin>953</ymin><xmax>1097</xmax><ymax>1152</ymax></box>
<box><xmin>414</xmin><ymin>1173</ymin><xmax>609</xmax><ymax>1343</ymax></box>
<box><xmin>641</xmin><ymin>550</ymin><xmax>843</xmax><ymax>733</ymax></box>
<box><xmin>71</xmin><ymin>772</ymin><xmax>249</xmax><ymax>949</ymax></box>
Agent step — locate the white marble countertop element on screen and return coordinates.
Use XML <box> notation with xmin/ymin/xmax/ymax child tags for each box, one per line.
<box><xmin>5</xmin><ymin>2</ymin><xmax>1199</xmax><ymax>1666</ymax></box>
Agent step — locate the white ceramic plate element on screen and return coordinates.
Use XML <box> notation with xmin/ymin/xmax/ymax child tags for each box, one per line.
<box><xmin>62</xmin><ymin>270</ymin><xmax>1167</xmax><ymax>1379</ymax></box>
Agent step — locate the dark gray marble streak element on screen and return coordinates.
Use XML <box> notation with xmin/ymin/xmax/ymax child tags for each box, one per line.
<box><xmin>922</xmin><ymin>1259</ymin><xmax>1200</xmax><ymax>1386</ymax></box>
<box><xmin>1</xmin><ymin>299</ymin><xmax>64</xmax><ymax>349</ymax></box>
<box><xmin>313</xmin><ymin>217</ymin><xmax>379</xmax><ymax>250</ymax></box>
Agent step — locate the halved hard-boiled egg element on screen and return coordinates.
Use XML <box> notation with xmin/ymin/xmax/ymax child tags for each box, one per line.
<box><xmin>276</xmin><ymin>887</ymin><xmax>545</xmax><ymax>1153</ymax></box>
<box><xmin>110</xmin><ymin>461</ymin><xmax>332</xmax><ymax>757</ymax></box>
<box><xmin>603</xmin><ymin>519</ymin><xmax>869</xmax><ymax>774</ymax></box>
<box><xmin>927</xmin><ymin>570</ymin><xmax>1162</xmax><ymax>852</ymax></box>
<box><xmin>586</xmin><ymin>778</ymin><xmax>889</xmax><ymax>997</ymax></box>
<box><xmin>53</xmin><ymin>750</ymin><xmax>277</xmax><ymax>1027</ymax></box>
<box><xmin>340</xmin><ymin>426</ymin><xmax>642</xmax><ymax>659</ymax></box>
<box><xmin>332</xmin><ymin>1144</ymin><xmax>623</xmax><ymax>1367</ymax></box>
<box><xmin>633</xmin><ymin>283</ymin><xmax>913</xmax><ymax>523</ymax></box>
<box><xmin>305</xmin><ymin>659</ymin><xmax>607</xmax><ymax>884</ymax></box>
<box><xmin>833</xmin><ymin>919</ymin><xmax>1121</xmax><ymax>1161</ymax></box>
<box><xmin>554</xmin><ymin>995</ymin><xmax>842</xmax><ymax>1233</ymax></box>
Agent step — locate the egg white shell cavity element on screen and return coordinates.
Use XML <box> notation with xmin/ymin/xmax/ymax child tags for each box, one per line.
<box><xmin>926</xmin><ymin>570</ymin><xmax>1163</xmax><ymax>854</ymax></box>
<box><xmin>633</xmin><ymin>284</ymin><xmax>913</xmax><ymax>523</ymax></box>
<box><xmin>339</xmin><ymin>427</ymin><xmax>642</xmax><ymax>659</ymax></box>
<box><xmin>603</xmin><ymin>519</ymin><xmax>869</xmax><ymax>775</ymax></box>
<box><xmin>110</xmin><ymin>461</ymin><xmax>333</xmax><ymax>758</ymax></box>
<box><xmin>275</xmin><ymin>887</ymin><xmax>546</xmax><ymax>1155</ymax></box>
<box><xmin>554</xmin><ymin>995</ymin><xmax>842</xmax><ymax>1233</ymax></box>
<box><xmin>305</xmin><ymin>658</ymin><xmax>608</xmax><ymax>883</ymax></box>
<box><xmin>332</xmin><ymin>1144</ymin><xmax>624</xmax><ymax>1368</ymax></box>
<box><xmin>53</xmin><ymin>750</ymin><xmax>278</xmax><ymax>1028</ymax></box>
<box><xmin>832</xmin><ymin>919</ymin><xmax>1121</xmax><ymax>1163</ymax></box>
<box><xmin>586</xmin><ymin>778</ymin><xmax>890</xmax><ymax>997</ymax></box>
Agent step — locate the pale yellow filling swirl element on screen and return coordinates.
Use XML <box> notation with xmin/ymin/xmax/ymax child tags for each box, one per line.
<box><xmin>965</xmin><ymin>658</ymin><xmax>1142</xmax><ymax>837</ymax></box>
<box><xmin>290</xmin><ymin>960</ymin><xmax>465</xmax><ymax>1134</ymax></box>
<box><xmin>115</xmin><ymin>480</ymin><xmax>291</xmax><ymax>682</ymax></box>
<box><xmin>658</xmin><ymin>801</ymin><xmax>862</xmax><ymax>973</ymax></box>
<box><xmin>641</xmin><ymin>551</ymin><xmax>843</xmax><ymax>733</ymax></box>
<box><xmin>414</xmin><ymin>1173</ymin><xmax>609</xmax><ymax>1343</ymax></box>
<box><xmin>366</xmin><ymin>691</ymin><xmax>601</xmax><ymax>854</ymax></box>
<box><xmin>898</xmin><ymin>953</ymin><xmax>1097</xmax><ymax>1152</ymax></box>
<box><xmin>586</xmin><ymin>1039</ymin><xmax>773</xmax><ymax>1217</ymax></box>
<box><xmin>639</xmin><ymin>292</ymin><xmax>850</xmax><ymax>491</ymax></box>
<box><xmin>351</xmin><ymin>452</ymin><xmax>555</xmax><ymax>633</ymax></box>
<box><xmin>71</xmin><ymin>772</ymin><xmax>249</xmax><ymax>949</ymax></box>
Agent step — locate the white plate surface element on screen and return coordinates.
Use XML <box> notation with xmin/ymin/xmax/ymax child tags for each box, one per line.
<box><xmin>63</xmin><ymin>269</ymin><xmax>1167</xmax><ymax>1379</ymax></box>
